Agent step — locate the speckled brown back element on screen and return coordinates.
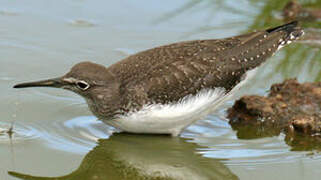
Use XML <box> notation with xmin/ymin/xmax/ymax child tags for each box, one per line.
<box><xmin>108</xmin><ymin>21</ymin><xmax>303</xmax><ymax>108</ymax></box>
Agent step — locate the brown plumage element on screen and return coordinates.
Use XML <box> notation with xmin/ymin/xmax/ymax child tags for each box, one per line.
<box><xmin>109</xmin><ymin>21</ymin><xmax>303</xmax><ymax>108</ymax></box>
<box><xmin>14</xmin><ymin>21</ymin><xmax>304</xmax><ymax>135</ymax></box>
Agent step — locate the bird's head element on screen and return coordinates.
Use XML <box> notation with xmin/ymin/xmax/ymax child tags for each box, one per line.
<box><xmin>14</xmin><ymin>62</ymin><xmax>121</xmax><ymax>117</ymax></box>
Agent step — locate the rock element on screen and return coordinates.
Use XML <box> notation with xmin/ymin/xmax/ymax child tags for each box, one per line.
<box><xmin>283</xmin><ymin>0</ymin><xmax>321</xmax><ymax>22</ymax></box>
<box><xmin>228</xmin><ymin>79</ymin><xmax>321</xmax><ymax>147</ymax></box>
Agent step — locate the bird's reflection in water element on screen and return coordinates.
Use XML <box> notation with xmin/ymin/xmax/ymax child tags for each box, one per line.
<box><xmin>9</xmin><ymin>134</ymin><xmax>238</xmax><ymax>180</ymax></box>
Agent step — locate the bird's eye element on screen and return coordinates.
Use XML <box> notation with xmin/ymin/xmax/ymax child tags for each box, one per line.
<box><xmin>76</xmin><ymin>81</ymin><xmax>90</xmax><ymax>90</ymax></box>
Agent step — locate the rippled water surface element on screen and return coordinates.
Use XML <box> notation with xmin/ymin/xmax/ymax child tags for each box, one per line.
<box><xmin>1</xmin><ymin>0</ymin><xmax>321</xmax><ymax>179</ymax></box>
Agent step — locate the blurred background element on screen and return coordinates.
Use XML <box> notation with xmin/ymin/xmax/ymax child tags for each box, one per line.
<box><xmin>1</xmin><ymin>0</ymin><xmax>320</xmax><ymax>180</ymax></box>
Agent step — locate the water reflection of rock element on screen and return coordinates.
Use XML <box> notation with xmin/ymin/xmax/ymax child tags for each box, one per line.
<box><xmin>9</xmin><ymin>134</ymin><xmax>238</xmax><ymax>180</ymax></box>
<box><xmin>228</xmin><ymin>79</ymin><xmax>321</xmax><ymax>151</ymax></box>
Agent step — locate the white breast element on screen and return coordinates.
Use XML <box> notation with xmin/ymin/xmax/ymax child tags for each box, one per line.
<box><xmin>104</xmin><ymin>88</ymin><xmax>226</xmax><ymax>136</ymax></box>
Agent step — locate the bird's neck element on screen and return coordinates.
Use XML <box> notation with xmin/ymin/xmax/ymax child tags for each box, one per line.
<box><xmin>85</xmin><ymin>97</ymin><xmax>122</xmax><ymax>120</ymax></box>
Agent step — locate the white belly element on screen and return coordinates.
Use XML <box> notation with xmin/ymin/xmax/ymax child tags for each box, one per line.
<box><xmin>103</xmin><ymin>67</ymin><xmax>259</xmax><ymax>136</ymax></box>
<box><xmin>104</xmin><ymin>88</ymin><xmax>226</xmax><ymax>136</ymax></box>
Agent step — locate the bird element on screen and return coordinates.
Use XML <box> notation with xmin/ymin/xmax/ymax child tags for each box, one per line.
<box><xmin>14</xmin><ymin>21</ymin><xmax>304</xmax><ymax>136</ymax></box>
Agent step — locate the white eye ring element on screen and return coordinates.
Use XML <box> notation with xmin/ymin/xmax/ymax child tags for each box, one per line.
<box><xmin>76</xmin><ymin>80</ymin><xmax>90</xmax><ymax>90</ymax></box>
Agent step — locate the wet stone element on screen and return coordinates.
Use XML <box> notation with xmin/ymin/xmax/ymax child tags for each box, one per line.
<box><xmin>69</xmin><ymin>19</ymin><xmax>96</xmax><ymax>27</ymax></box>
<box><xmin>227</xmin><ymin>79</ymin><xmax>321</xmax><ymax>145</ymax></box>
<box><xmin>283</xmin><ymin>0</ymin><xmax>321</xmax><ymax>21</ymax></box>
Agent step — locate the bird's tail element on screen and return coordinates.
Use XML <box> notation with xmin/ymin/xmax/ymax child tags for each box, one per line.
<box><xmin>266</xmin><ymin>21</ymin><xmax>304</xmax><ymax>44</ymax></box>
<box><xmin>225</xmin><ymin>21</ymin><xmax>304</xmax><ymax>72</ymax></box>
<box><xmin>266</xmin><ymin>21</ymin><xmax>299</xmax><ymax>34</ymax></box>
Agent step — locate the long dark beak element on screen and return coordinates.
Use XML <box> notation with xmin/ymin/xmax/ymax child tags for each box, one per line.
<box><xmin>13</xmin><ymin>77</ymin><xmax>63</xmax><ymax>89</ymax></box>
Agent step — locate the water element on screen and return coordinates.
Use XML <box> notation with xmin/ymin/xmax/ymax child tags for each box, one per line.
<box><xmin>1</xmin><ymin>0</ymin><xmax>321</xmax><ymax>179</ymax></box>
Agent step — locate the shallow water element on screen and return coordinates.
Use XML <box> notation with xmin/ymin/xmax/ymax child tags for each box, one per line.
<box><xmin>1</xmin><ymin>0</ymin><xmax>321</xmax><ymax>180</ymax></box>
